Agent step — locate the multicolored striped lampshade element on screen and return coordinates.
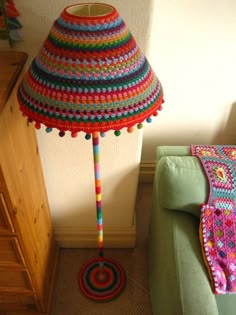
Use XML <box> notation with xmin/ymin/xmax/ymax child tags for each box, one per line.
<box><xmin>17</xmin><ymin>3</ymin><xmax>164</xmax><ymax>136</ymax></box>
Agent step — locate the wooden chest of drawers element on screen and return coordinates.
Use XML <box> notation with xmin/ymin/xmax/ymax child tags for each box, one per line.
<box><xmin>0</xmin><ymin>52</ymin><xmax>59</xmax><ymax>314</ymax></box>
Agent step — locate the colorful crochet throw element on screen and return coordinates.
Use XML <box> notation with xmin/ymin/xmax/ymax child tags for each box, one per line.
<box><xmin>17</xmin><ymin>3</ymin><xmax>163</xmax><ymax>137</ymax></box>
<box><xmin>191</xmin><ymin>145</ymin><xmax>236</xmax><ymax>294</ymax></box>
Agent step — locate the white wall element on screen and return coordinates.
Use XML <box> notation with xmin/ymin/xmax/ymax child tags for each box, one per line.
<box><xmin>143</xmin><ymin>0</ymin><xmax>236</xmax><ymax>160</ymax></box>
<box><xmin>1</xmin><ymin>0</ymin><xmax>235</xmax><ymax>243</ymax></box>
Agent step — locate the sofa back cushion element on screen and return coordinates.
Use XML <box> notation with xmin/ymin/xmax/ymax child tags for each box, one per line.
<box><xmin>156</xmin><ymin>156</ymin><xmax>209</xmax><ymax>217</ymax></box>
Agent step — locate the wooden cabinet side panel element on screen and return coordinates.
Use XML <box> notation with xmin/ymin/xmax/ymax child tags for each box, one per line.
<box><xmin>0</xmin><ymin>77</ymin><xmax>58</xmax><ymax>312</ymax></box>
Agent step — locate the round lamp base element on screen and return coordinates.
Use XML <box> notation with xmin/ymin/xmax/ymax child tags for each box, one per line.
<box><xmin>79</xmin><ymin>257</ymin><xmax>126</xmax><ymax>302</ymax></box>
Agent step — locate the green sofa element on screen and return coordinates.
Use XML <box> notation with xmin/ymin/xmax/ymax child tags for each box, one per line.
<box><xmin>149</xmin><ymin>146</ymin><xmax>236</xmax><ymax>315</ymax></box>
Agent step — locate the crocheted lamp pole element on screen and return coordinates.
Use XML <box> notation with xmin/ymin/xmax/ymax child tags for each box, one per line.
<box><xmin>17</xmin><ymin>3</ymin><xmax>164</xmax><ymax>302</ymax></box>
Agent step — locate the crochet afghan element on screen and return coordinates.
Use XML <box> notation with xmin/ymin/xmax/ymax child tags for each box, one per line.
<box><xmin>191</xmin><ymin>145</ymin><xmax>236</xmax><ymax>294</ymax></box>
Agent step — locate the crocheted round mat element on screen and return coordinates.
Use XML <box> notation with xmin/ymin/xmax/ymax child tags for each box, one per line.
<box><xmin>79</xmin><ymin>257</ymin><xmax>125</xmax><ymax>302</ymax></box>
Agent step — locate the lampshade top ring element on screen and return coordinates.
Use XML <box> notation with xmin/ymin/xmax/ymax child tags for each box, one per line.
<box><xmin>66</xmin><ymin>3</ymin><xmax>114</xmax><ymax>18</ymax></box>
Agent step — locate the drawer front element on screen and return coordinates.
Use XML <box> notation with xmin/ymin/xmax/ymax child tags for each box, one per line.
<box><xmin>0</xmin><ymin>193</ymin><xmax>14</xmax><ymax>234</ymax></box>
<box><xmin>0</xmin><ymin>237</ymin><xmax>25</xmax><ymax>267</ymax></box>
<box><xmin>0</xmin><ymin>293</ymin><xmax>36</xmax><ymax>311</ymax></box>
<box><xmin>0</xmin><ymin>269</ymin><xmax>33</xmax><ymax>291</ymax></box>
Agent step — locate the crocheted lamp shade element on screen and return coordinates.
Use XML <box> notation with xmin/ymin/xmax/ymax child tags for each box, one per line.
<box><xmin>17</xmin><ymin>3</ymin><xmax>163</xmax><ymax>136</ymax></box>
<box><xmin>17</xmin><ymin>3</ymin><xmax>164</xmax><ymax>302</ymax></box>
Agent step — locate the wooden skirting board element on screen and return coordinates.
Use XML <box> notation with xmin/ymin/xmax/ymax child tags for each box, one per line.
<box><xmin>53</xmin><ymin>160</ymin><xmax>155</xmax><ymax>249</ymax></box>
<box><xmin>139</xmin><ymin>160</ymin><xmax>156</xmax><ymax>184</ymax></box>
<box><xmin>54</xmin><ymin>225</ymin><xmax>136</xmax><ymax>248</ymax></box>
<box><xmin>53</xmin><ymin>161</ymin><xmax>155</xmax><ymax>248</ymax></box>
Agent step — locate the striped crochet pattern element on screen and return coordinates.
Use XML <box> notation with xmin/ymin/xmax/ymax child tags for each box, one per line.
<box><xmin>17</xmin><ymin>3</ymin><xmax>163</xmax><ymax>136</ymax></box>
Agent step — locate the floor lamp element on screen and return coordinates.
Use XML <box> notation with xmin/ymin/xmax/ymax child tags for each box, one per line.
<box><xmin>17</xmin><ymin>3</ymin><xmax>164</xmax><ymax>302</ymax></box>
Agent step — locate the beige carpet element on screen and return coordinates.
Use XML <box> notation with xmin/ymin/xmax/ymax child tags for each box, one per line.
<box><xmin>51</xmin><ymin>183</ymin><xmax>153</xmax><ymax>315</ymax></box>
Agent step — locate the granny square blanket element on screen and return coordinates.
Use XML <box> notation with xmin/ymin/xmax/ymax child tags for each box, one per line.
<box><xmin>191</xmin><ymin>145</ymin><xmax>236</xmax><ymax>294</ymax></box>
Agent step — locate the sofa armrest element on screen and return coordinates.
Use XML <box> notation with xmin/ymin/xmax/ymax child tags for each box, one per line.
<box><xmin>156</xmin><ymin>156</ymin><xmax>208</xmax><ymax>217</ymax></box>
<box><xmin>156</xmin><ymin>146</ymin><xmax>191</xmax><ymax>164</ymax></box>
<box><xmin>149</xmin><ymin>199</ymin><xmax>219</xmax><ymax>315</ymax></box>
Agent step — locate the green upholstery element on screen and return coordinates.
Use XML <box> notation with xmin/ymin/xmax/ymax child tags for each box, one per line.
<box><xmin>149</xmin><ymin>146</ymin><xmax>236</xmax><ymax>315</ymax></box>
<box><xmin>157</xmin><ymin>156</ymin><xmax>208</xmax><ymax>217</ymax></box>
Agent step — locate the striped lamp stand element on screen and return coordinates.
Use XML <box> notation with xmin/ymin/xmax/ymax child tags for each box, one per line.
<box><xmin>79</xmin><ymin>132</ymin><xmax>126</xmax><ymax>302</ymax></box>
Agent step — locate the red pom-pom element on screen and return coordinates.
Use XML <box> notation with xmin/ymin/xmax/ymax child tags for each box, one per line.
<box><xmin>71</xmin><ymin>131</ymin><xmax>78</xmax><ymax>138</ymax></box>
<box><xmin>35</xmin><ymin>122</ymin><xmax>41</xmax><ymax>129</ymax></box>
